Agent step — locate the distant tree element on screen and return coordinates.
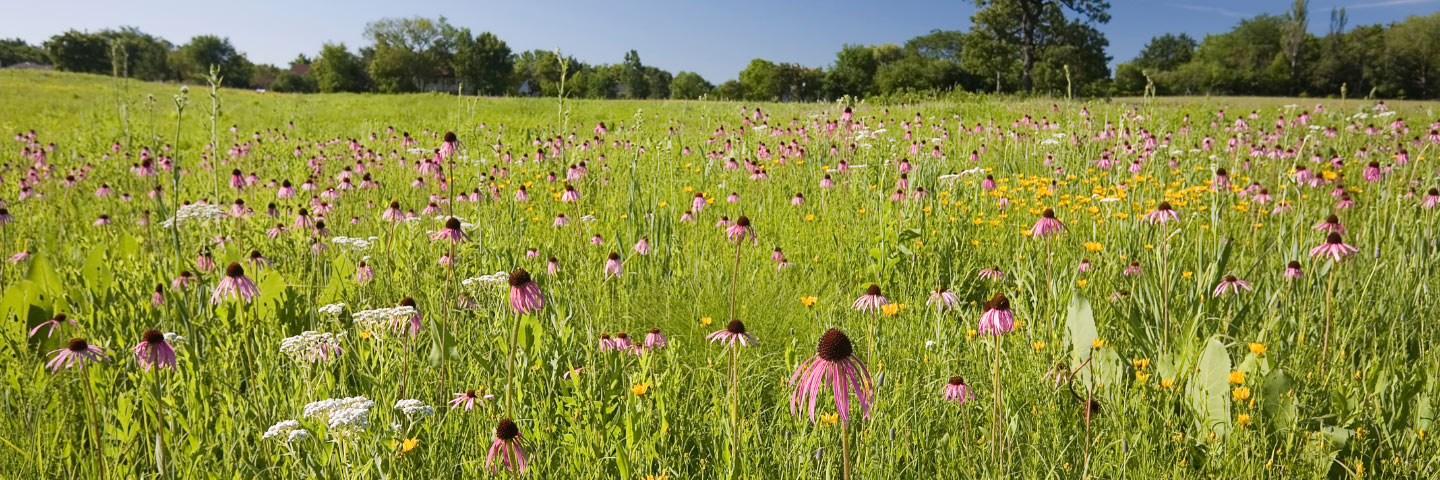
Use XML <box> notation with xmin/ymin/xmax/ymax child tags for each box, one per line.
<box><xmin>642</xmin><ymin>65</ymin><xmax>672</xmax><ymax>99</ymax></box>
<box><xmin>451</xmin><ymin>31</ymin><xmax>512</xmax><ymax>95</ymax></box>
<box><xmin>969</xmin><ymin>0</ymin><xmax>1111</xmax><ymax>93</ymax></box>
<box><xmin>1133</xmin><ymin>34</ymin><xmax>1195</xmax><ymax>71</ymax></box>
<box><xmin>44</xmin><ymin>30</ymin><xmax>111</xmax><ymax>74</ymax></box>
<box><xmin>172</xmin><ymin>35</ymin><xmax>252</xmax><ymax>87</ymax></box>
<box><xmin>312</xmin><ymin>43</ymin><xmax>369</xmax><ymax>93</ymax></box>
<box><xmin>1181</xmin><ymin>14</ymin><xmax>1289</xmax><ymax>95</ymax></box>
<box><xmin>99</xmin><ymin>27</ymin><xmax>174</xmax><ymax>81</ymax></box>
<box><xmin>269</xmin><ymin>70</ymin><xmax>316</xmax><ymax>93</ymax></box>
<box><xmin>904</xmin><ymin>30</ymin><xmax>966</xmax><ymax>61</ymax></box>
<box><xmin>670</xmin><ymin>71</ymin><xmax>713</xmax><ymax>99</ymax></box>
<box><xmin>739</xmin><ymin>58</ymin><xmax>781</xmax><ymax>101</ymax></box>
<box><xmin>960</xmin><ymin>27</ymin><xmax>1018</xmax><ymax>92</ymax></box>
<box><xmin>1383</xmin><ymin>13</ymin><xmax>1440</xmax><ymax>98</ymax></box>
<box><xmin>714</xmin><ymin>79</ymin><xmax>746</xmax><ymax>100</ymax></box>
<box><xmin>511</xmin><ymin>49</ymin><xmax>584</xmax><ymax>97</ymax></box>
<box><xmin>827</xmin><ymin>44</ymin><xmax>878</xmax><ymax>97</ymax></box>
<box><xmin>1283</xmin><ymin>0</ymin><xmax>1310</xmax><ymax>94</ymax></box>
<box><xmin>364</xmin><ymin>16</ymin><xmax>452</xmax><ymax>92</ymax></box>
<box><xmin>0</xmin><ymin>38</ymin><xmax>47</xmax><ymax>67</ymax></box>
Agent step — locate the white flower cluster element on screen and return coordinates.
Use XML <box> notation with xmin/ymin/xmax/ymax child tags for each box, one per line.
<box><xmin>351</xmin><ymin>306</ymin><xmax>417</xmax><ymax>335</ymax></box>
<box><xmin>163</xmin><ymin>332</ymin><xmax>187</xmax><ymax>344</ymax></box>
<box><xmin>393</xmin><ymin>399</ymin><xmax>435</xmax><ymax>419</ymax></box>
<box><xmin>318</xmin><ymin>303</ymin><xmax>346</xmax><ymax>317</ymax></box>
<box><xmin>303</xmin><ymin>396</ymin><xmax>374</xmax><ymax>437</ymax></box>
<box><xmin>279</xmin><ymin>331</ymin><xmax>344</xmax><ymax>363</ymax></box>
<box><xmin>159</xmin><ymin>203</ymin><xmax>228</xmax><ymax>228</ymax></box>
<box><xmin>263</xmin><ymin>419</ymin><xmax>311</xmax><ymax>442</ymax></box>
<box><xmin>330</xmin><ymin>236</ymin><xmax>375</xmax><ymax>251</ymax></box>
<box><xmin>461</xmin><ymin>271</ymin><xmax>509</xmax><ymax>289</ymax></box>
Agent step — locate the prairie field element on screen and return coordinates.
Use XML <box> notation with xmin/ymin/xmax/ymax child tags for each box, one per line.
<box><xmin>0</xmin><ymin>70</ymin><xmax>1437</xmax><ymax>479</ymax></box>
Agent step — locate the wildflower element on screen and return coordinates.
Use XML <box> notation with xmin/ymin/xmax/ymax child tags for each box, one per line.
<box><xmin>881</xmin><ymin>303</ymin><xmax>903</xmax><ymax>316</ymax></box>
<box><xmin>1249</xmin><ymin>343</ymin><xmax>1267</xmax><ymax>355</ymax></box>
<box><xmin>926</xmin><ymin>288</ymin><xmax>960</xmax><ymax>310</ymax></box>
<box><xmin>725</xmin><ymin>215</ymin><xmax>756</xmax><ymax>244</ymax></box>
<box><xmin>1284</xmin><ymin>261</ymin><xmax>1303</xmax><ymax>279</ymax></box>
<box><xmin>1237</xmin><ymin>413</ymin><xmax>1251</xmax><ymax>427</ymax></box>
<box><xmin>1123</xmin><ymin>261</ymin><xmax>1142</xmax><ymax>276</ymax></box>
<box><xmin>561</xmin><ymin>184</ymin><xmax>580</xmax><ymax>202</ymax></box>
<box><xmin>707</xmin><ymin>319</ymin><xmax>756</xmax><ymax>347</ymax></box>
<box><xmin>46</xmin><ymin>338</ymin><xmax>109</xmax><ymax>373</ymax></box>
<box><xmin>978</xmin><ymin>266</ymin><xmax>1005</xmax><ymax>281</ymax></box>
<box><xmin>633</xmin><ymin>236</ymin><xmax>651</xmax><ymax>255</ymax></box>
<box><xmin>943</xmin><ymin>375</ymin><xmax>973</xmax><ymax>403</ymax></box>
<box><xmin>1029</xmin><ymin>208</ymin><xmax>1064</xmax><ymax>238</ymax></box>
<box><xmin>852</xmin><ymin>284</ymin><xmax>889</xmax><ymax>313</ymax></box>
<box><xmin>1213</xmin><ymin>275</ymin><xmax>1252</xmax><ymax>297</ymax></box>
<box><xmin>1229</xmin><ymin>371</ymin><xmax>1245</xmax><ymax>385</ymax></box>
<box><xmin>1310</xmin><ymin>232</ymin><xmax>1359</xmax><ymax>262</ymax></box>
<box><xmin>132</xmin><ymin>329</ymin><xmax>177</xmax><ymax>371</ymax></box>
<box><xmin>449</xmin><ymin>389</ymin><xmax>494</xmax><ymax>411</ymax></box>
<box><xmin>790</xmin><ymin>329</ymin><xmax>873</xmax><ymax>424</ymax></box>
<box><xmin>211</xmin><ymin>263</ymin><xmax>259</xmax><ymax>304</ymax></box>
<box><xmin>1141</xmin><ymin>201</ymin><xmax>1180</xmax><ymax>224</ymax></box>
<box><xmin>644</xmin><ymin>328</ymin><xmax>667</xmax><ymax>349</ymax></box>
<box><xmin>800</xmin><ymin>296</ymin><xmax>818</xmax><ymax>307</ymax></box>
<box><xmin>279</xmin><ymin>331</ymin><xmax>344</xmax><ymax>363</ymax></box>
<box><xmin>429</xmin><ymin>217</ymin><xmax>468</xmax><ymax>243</ymax></box>
<box><xmin>1232</xmin><ymin>387</ymin><xmax>1251</xmax><ymax>401</ymax></box>
<box><xmin>303</xmin><ymin>396</ymin><xmax>374</xmax><ymax>437</ymax></box>
<box><xmin>262</xmin><ymin>420</ymin><xmax>310</xmax><ymax>442</ymax></box>
<box><xmin>1313</xmin><ymin>214</ymin><xmax>1345</xmax><ymax>234</ymax></box>
<box><xmin>508</xmin><ymin>269</ymin><xmax>544</xmax><ymax>314</ymax></box>
<box><xmin>1077</xmin><ymin>258</ymin><xmax>1093</xmax><ymax>273</ymax></box>
<box><xmin>604</xmin><ymin>252</ymin><xmax>623</xmax><ymax>277</ymax></box>
<box><xmin>631</xmin><ymin>383</ymin><xmax>650</xmax><ymax>396</ymax></box>
<box><xmin>394</xmin><ymin>399</ymin><xmax>436</xmax><ymax>419</ymax></box>
<box><xmin>29</xmin><ymin>313</ymin><xmax>77</xmax><ymax>339</ymax></box>
<box><xmin>977</xmin><ymin>294</ymin><xmax>1015</xmax><ymax>336</ymax></box>
<box><xmin>486</xmin><ymin>419</ymin><xmax>528</xmax><ymax>474</ymax></box>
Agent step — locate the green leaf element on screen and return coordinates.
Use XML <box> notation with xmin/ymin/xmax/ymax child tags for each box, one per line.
<box><xmin>25</xmin><ymin>252</ymin><xmax>63</xmax><ymax>296</ymax></box>
<box><xmin>81</xmin><ymin>247</ymin><xmax>113</xmax><ymax>294</ymax></box>
<box><xmin>1186</xmin><ymin>337</ymin><xmax>1232</xmax><ymax>439</ymax></box>
<box><xmin>1261</xmin><ymin>370</ymin><xmax>1296</xmax><ymax>434</ymax></box>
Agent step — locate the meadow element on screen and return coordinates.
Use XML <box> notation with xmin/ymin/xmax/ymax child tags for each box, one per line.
<box><xmin>1</xmin><ymin>69</ymin><xmax>1437</xmax><ymax>479</ymax></box>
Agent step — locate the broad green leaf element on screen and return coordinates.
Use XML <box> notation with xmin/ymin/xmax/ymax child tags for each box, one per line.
<box><xmin>1261</xmin><ymin>370</ymin><xmax>1296</xmax><ymax>434</ymax></box>
<box><xmin>1186</xmin><ymin>337</ymin><xmax>1231</xmax><ymax>439</ymax></box>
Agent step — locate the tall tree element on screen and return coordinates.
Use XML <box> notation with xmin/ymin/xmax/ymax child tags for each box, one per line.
<box><xmin>1133</xmin><ymin>33</ymin><xmax>1196</xmax><ymax>71</ymax></box>
<box><xmin>1283</xmin><ymin>0</ymin><xmax>1310</xmax><ymax>93</ymax></box>
<box><xmin>312</xmin><ymin>43</ymin><xmax>368</xmax><ymax>92</ymax></box>
<box><xmin>43</xmin><ymin>30</ymin><xmax>110</xmax><ymax>74</ymax></box>
<box><xmin>172</xmin><ymin>35</ymin><xmax>252</xmax><ymax>87</ymax></box>
<box><xmin>100</xmin><ymin>27</ymin><xmax>174</xmax><ymax>81</ymax></box>
<box><xmin>969</xmin><ymin>0</ymin><xmax>1111</xmax><ymax>92</ymax></box>
<box><xmin>827</xmin><ymin>44</ymin><xmax>878</xmax><ymax>97</ymax></box>
<box><xmin>0</xmin><ymin>38</ymin><xmax>48</xmax><ymax>66</ymax></box>
<box><xmin>670</xmin><ymin>71</ymin><xmax>713</xmax><ymax>99</ymax></box>
<box><xmin>451</xmin><ymin>31</ymin><xmax>512</xmax><ymax>95</ymax></box>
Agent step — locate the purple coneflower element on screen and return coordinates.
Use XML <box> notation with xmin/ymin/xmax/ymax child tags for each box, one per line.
<box><xmin>977</xmin><ymin>293</ymin><xmax>1015</xmax><ymax>336</ymax></box>
<box><xmin>725</xmin><ymin>216</ymin><xmax>756</xmax><ymax>243</ymax></box>
<box><xmin>633</xmin><ymin>236</ymin><xmax>651</xmax><ymax>255</ymax></box>
<box><xmin>1313</xmin><ymin>214</ymin><xmax>1345</xmax><ymax>234</ymax></box>
<box><xmin>851</xmin><ymin>284</ymin><xmax>889</xmax><ymax>313</ymax></box>
<box><xmin>1029</xmin><ymin>208</ymin><xmax>1064</xmax><ymax>238</ymax></box>
<box><xmin>1141</xmin><ymin>201</ymin><xmax>1180</xmax><ymax>224</ymax></box>
<box><xmin>356</xmin><ymin>261</ymin><xmax>374</xmax><ymax>283</ymax></box>
<box><xmin>508</xmin><ymin>269</ymin><xmax>544</xmax><ymax>314</ymax></box>
<box><xmin>1077</xmin><ymin>258</ymin><xmax>1093</xmax><ymax>273</ymax></box>
<box><xmin>547</xmin><ymin>257</ymin><xmax>559</xmax><ymax>275</ymax></box>
<box><xmin>46</xmin><ymin>338</ymin><xmax>109</xmax><ymax>373</ymax></box>
<box><xmin>604</xmin><ymin>252</ymin><xmax>623</xmax><ymax>277</ymax></box>
<box><xmin>978</xmin><ymin>266</ymin><xmax>1005</xmax><ymax>281</ymax></box>
<box><xmin>1123</xmin><ymin>261</ymin><xmax>1142</xmax><ymax>276</ymax></box>
<box><xmin>598</xmin><ymin>333</ymin><xmax>617</xmax><ymax>352</ymax></box>
<box><xmin>707</xmin><ymin>319</ymin><xmax>756</xmax><ymax>347</ymax></box>
<box><xmin>553</xmin><ymin>214</ymin><xmax>569</xmax><ymax>227</ymax></box>
<box><xmin>1423</xmin><ymin>188</ymin><xmax>1440</xmax><ymax>209</ymax></box>
<box><xmin>430</xmin><ymin>217</ymin><xmax>468</xmax><ymax>243</ymax></box>
<box><xmin>644</xmin><ymin>328</ymin><xmax>666</xmax><ymax>349</ymax></box>
<box><xmin>152</xmin><ymin>284</ymin><xmax>165</xmax><ymax>307</ymax></box>
<box><xmin>132</xmin><ymin>329</ymin><xmax>176</xmax><ymax>371</ymax></box>
<box><xmin>1310</xmin><ymin>232</ymin><xmax>1358</xmax><ymax>261</ymax></box>
<box><xmin>943</xmin><ymin>375</ymin><xmax>974</xmax><ymax>403</ymax></box>
<box><xmin>789</xmin><ymin>328</ymin><xmax>872</xmax><ymax>424</ymax></box>
<box><xmin>211</xmin><ymin>263</ymin><xmax>259</xmax><ymax>304</ymax></box>
<box><xmin>1212</xmin><ymin>275</ymin><xmax>1252</xmax><ymax>297</ymax></box>
<box><xmin>1284</xmin><ymin>260</ymin><xmax>1303</xmax><ymax>279</ymax></box>
<box><xmin>398</xmin><ymin>297</ymin><xmax>422</xmax><ymax>336</ymax></box>
<box><xmin>29</xmin><ymin>313</ymin><xmax>77</xmax><ymax>338</ymax></box>
<box><xmin>926</xmin><ymin>287</ymin><xmax>960</xmax><ymax>310</ymax></box>
<box><xmin>561</xmin><ymin>184</ymin><xmax>580</xmax><ymax>203</ymax></box>
<box><xmin>485</xmin><ymin>419</ymin><xmax>527</xmax><ymax>474</ymax></box>
<box><xmin>449</xmin><ymin>389</ymin><xmax>493</xmax><ymax>411</ymax></box>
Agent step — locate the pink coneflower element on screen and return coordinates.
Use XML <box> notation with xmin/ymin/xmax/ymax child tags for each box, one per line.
<box><xmin>981</xmin><ymin>175</ymin><xmax>996</xmax><ymax>191</ymax></box>
<box><xmin>172</xmin><ymin>271</ymin><xmax>195</xmax><ymax>291</ymax></box>
<box><xmin>561</xmin><ymin>184</ymin><xmax>580</xmax><ymax>203</ymax></box>
<box><xmin>725</xmin><ymin>216</ymin><xmax>756</xmax><ymax>243</ymax></box>
<box><xmin>707</xmin><ymin>319</ymin><xmax>756</xmax><ymax>347</ymax></box>
<box><xmin>789</xmin><ymin>328</ymin><xmax>872</xmax><ymax>424</ymax></box>
<box><xmin>151</xmin><ymin>284</ymin><xmax>165</xmax><ymax>306</ymax></box>
<box><xmin>978</xmin><ymin>266</ymin><xmax>1005</xmax><ymax>281</ymax></box>
<box><xmin>852</xmin><ymin>284</ymin><xmax>889</xmax><ymax>313</ymax></box>
<box><xmin>0</xmin><ymin>207</ymin><xmax>12</xmax><ymax>224</ymax></box>
<box><xmin>132</xmin><ymin>329</ymin><xmax>176</xmax><ymax>371</ymax></box>
<box><xmin>977</xmin><ymin>293</ymin><xmax>1015</xmax><ymax>336</ymax></box>
<box><xmin>691</xmin><ymin>193</ymin><xmax>707</xmax><ymax>213</ymax></box>
<box><xmin>927</xmin><ymin>287</ymin><xmax>960</xmax><ymax>310</ymax></box>
<box><xmin>553</xmin><ymin>214</ymin><xmax>570</xmax><ymax>227</ymax></box>
<box><xmin>611</xmin><ymin>332</ymin><xmax>632</xmax><ymax>351</ymax></box>
<box><xmin>293</xmin><ymin>208</ymin><xmax>314</xmax><ymax>229</ymax></box>
<box><xmin>439</xmin><ymin>131</ymin><xmax>458</xmax><ymax>158</ymax></box>
<box><xmin>547</xmin><ymin>257</ymin><xmax>559</xmax><ymax>275</ymax></box>
<box><xmin>508</xmin><ymin>269</ymin><xmax>544</xmax><ymax>314</ymax></box>
<box><xmin>820</xmin><ymin>175</ymin><xmax>834</xmax><ymax>188</ymax></box>
<box><xmin>1077</xmin><ymin>258</ymin><xmax>1093</xmax><ymax>273</ymax></box>
<box><xmin>485</xmin><ymin>419</ymin><xmax>528</xmax><ymax>474</ymax></box>
<box><xmin>397</xmin><ymin>297</ymin><xmax>423</xmax><ymax>336</ymax></box>
<box><xmin>772</xmin><ymin>247</ymin><xmax>786</xmax><ymax>262</ymax></box>
<box><xmin>29</xmin><ymin>313</ymin><xmax>77</xmax><ymax>338</ymax></box>
<box><xmin>1310</xmin><ymin>232</ymin><xmax>1359</xmax><ymax>261</ymax></box>
<box><xmin>93</xmin><ymin>214</ymin><xmax>111</xmax><ymax>226</ymax></box>
<box><xmin>47</xmin><ymin>338</ymin><xmax>110</xmax><ymax>373</ymax></box>
<box><xmin>449</xmin><ymin>389</ymin><xmax>493</xmax><ymax>411</ymax></box>
<box><xmin>9</xmin><ymin>250</ymin><xmax>30</xmax><ymax>264</ymax></box>
<box><xmin>726</xmin><ymin>192</ymin><xmax>740</xmax><ymax>203</ymax></box>
<box><xmin>356</xmin><ymin>261</ymin><xmax>374</xmax><ymax>283</ymax></box>
<box><xmin>791</xmin><ymin>193</ymin><xmax>805</xmax><ymax>206</ymax></box>
<box><xmin>1213</xmin><ymin>275</ymin><xmax>1252</xmax><ymax>297</ymax></box>
<box><xmin>589</xmin><ymin>234</ymin><xmax>604</xmax><ymax>246</ymax></box>
<box><xmin>633</xmin><ymin>236</ymin><xmax>651</xmax><ymax>255</ymax></box>
<box><xmin>211</xmin><ymin>263</ymin><xmax>259</xmax><ymax>304</ymax></box>
<box><xmin>1313</xmin><ymin>214</ymin><xmax>1345</xmax><ymax>234</ymax></box>
<box><xmin>597</xmin><ymin>333</ymin><xmax>618</xmax><ymax>352</ymax></box>
<box><xmin>1123</xmin><ymin>261</ymin><xmax>1142</xmax><ymax>276</ymax></box>
<box><xmin>277</xmin><ymin>180</ymin><xmax>296</xmax><ymax>198</ymax></box>
<box><xmin>1029</xmin><ymin>208</ymin><xmax>1064</xmax><ymax>238</ymax></box>
<box><xmin>1213</xmin><ymin>168</ymin><xmax>1230</xmax><ymax>190</ymax></box>
<box><xmin>1141</xmin><ymin>201</ymin><xmax>1179</xmax><ymax>224</ymax></box>
<box><xmin>382</xmin><ymin>200</ymin><xmax>404</xmax><ymax>222</ymax></box>
<box><xmin>943</xmin><ymin>375</ymin><xmax>974</xmax><ymax>403</ymax></box>
<box><xmin>680</xmin><ymin>210</ymin><xmax>695</xmax><ymax>222</ymax></box>
<box><xmin>1423</xmin><ymin>188</ymin><xmax>1440</xmax><ymax>209</ymax></box>
<box><xmin>1363</xmin><ymin>161</ymin><xmax>1382</xmax><ymax>182</ymax></box>
<box><xmin>1284</xmin><ymin>260</ymin><xmax>1303</xmax><ymax>279</ymax></box>
<box><xmin>430</xmin><ymin>217</ymin><xmax>468</xmax><ymax>243</ymax></box>
<box><xmin>604</xmin><ymin>252</ymin><xmax>623</xmax><ymax>277</ymax></box>
<box><xmin>644</xmin><ymin>328</ymin><xmax>666</xmax><ymax>349</ymax></box>
<box><xmin>247</xmin><ymin>250</ymin><xmax>271</xmax><ymax>270</ymax></box>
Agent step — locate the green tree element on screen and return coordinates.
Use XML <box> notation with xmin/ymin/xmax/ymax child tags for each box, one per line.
<box><xmin>364</xmin><ymin>16</ymin><xmax>452</xmax><ymax>92</ymax></box>
<box><xmin>827</xmin><ymin>44</ymin><xmax>878</xmax><ymax>97</ymax></box>
<box><xmin>312</xmin><ymin>43</ymin><xmax>369</xmax><ymax>93</ymax></box>
<box><xmin>172</xmin><ymin>35</ymin><xmax>253</xmax><ymax>87</ymax></box>
<box><xmin>451</xmin><ymin>31</ymin><xmax>512</xmax><ymax>95</ymax></box>
<box><xmin>714</xmin><ymin>79</ymin><xmax>746</xmax><ymax>100</ymax></box>
<box><xmin>969</xmin><ymin>0</ymin><xmax>1111</xmax><ymax>93</ymax></box>
<box><xmin>738</xmin><ymin>58</ymin><xmax>780</xmax><ymax>101</ymax></box>
<box><xmin>99</xmin><ymin>27</ymin><xmax>174</xmax><ymax>81</ymax></box>
<box><xmin>1383</xmin><ymin>13</ymin><xmax>1440</xmax><ymax>98</ymax></box>
<box><xmin>1133</xmin><ymin>33</ymin><xmax>1195</xmax><ymax>71</ymax></box>
<box><xmin>670</xmin><ymin>71</ymin><xmax>713</xmax><ymax>99</ymax></box>
<box><xmin>0</xmin><ymin>38</ymin><xmax>47</xmax><ymax>66</ymax></box>
<box><xmin>43</xmin><ymin>30</ymin><xmax>110</xmax><ymax>74</ymax></box>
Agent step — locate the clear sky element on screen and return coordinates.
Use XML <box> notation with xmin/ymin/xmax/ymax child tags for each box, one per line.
<box><xmin>1</xmin><ymin>0</ymin><xmax>1436</xmax><ymax>82</ymax></box>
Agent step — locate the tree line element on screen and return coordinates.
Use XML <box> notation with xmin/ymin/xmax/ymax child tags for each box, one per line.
<box><xmin>2</xmin><ymin>1</ymin><xmax>1435</xmax><ymax>99</ymax></box>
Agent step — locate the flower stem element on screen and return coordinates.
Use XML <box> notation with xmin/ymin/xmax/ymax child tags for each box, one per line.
<box><xmin>840</xmin><ymin>419</ymin><xmax>851</xmax><ymax>480</ymax></box>
<box><xmin>81</xmin><ymin>361</ymin><xmax>107</xmax><ymax>480</ymax></box>
<box><xmin>1320</xmin><ymin>267</ymin><xmax>1337</xmax><ymax>378</ymax></box>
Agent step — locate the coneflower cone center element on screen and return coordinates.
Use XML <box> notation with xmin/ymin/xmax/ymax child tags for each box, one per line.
<box><xmin>225</xmin><ymin>262</ymin><xmax>245</xmax><ymax>278</ymax></box>
<box><xmin>986</xmin><ymin>294</ymin><xmax>1010</xmax><ymax>311</ymax></box>
<box><xmin>1158</xmin><ymin>201</ymin><xmax>1172</xmax><ymax>211</ymax></box>
<box><xmin>949</xmin><ymin>375</ymin><xmax>965</xmax><ymax>386</ymax></box>
<box><xmin>67</xmin><ymin>338</ymin><xmax>89</xmax><ymax>352</ymax></box>
<box><xmin>445</xmin><ymin>217</ymin><xmax>461</xmax><ymax>230</ymax></box>
<box><xmin>1327</xmin><ymin>232</ymin><xmax>1344</xmax><ymax>244</ymax></box>
<box><xmin>508</xmin><ymin>269</ymin><xmax>532</xmax><ymax>287</ymax></box>
<box><xmin>496</xmin><ymin>419</ymin><xmax>519</xmax><ymax>440</ymax></box>
<box><xmin>866</xmin><ymin>284</ymin><xmax>881</xmax><ymax>296</ymax></box>
<box><xmin>735</xmin><ymin>216</ymin><xmax>751</xmax><ymax>227</ymax></box>
<box><xmin>400</xmin><ymin>297</ymin><xmax>416</xmax><ymax>307</ymax></box>
<box><xmin>1043</xmin><ymin>208</ymin><xmax>1055</xmax><ymax>218</ymax></box>
<box><xmin>817</xmin><ymin>328</ymin><xmax>853</xmax><ymax>361</ymax></box>
<box><xmin>144</xmin><ymin>329</ymin><xmax>165</xmax><ymax>344</ymax></box>
<box><xmin>725</xmin><ymin>319</ymin><xmax>747</xmax><ymax>334</ymax></box>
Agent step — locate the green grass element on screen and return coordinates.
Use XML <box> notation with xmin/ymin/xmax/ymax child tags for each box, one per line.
<box><xmin>0</xmin><ymin>69</ymin><xmax>1437</xmax><ymax>479</ymax></box>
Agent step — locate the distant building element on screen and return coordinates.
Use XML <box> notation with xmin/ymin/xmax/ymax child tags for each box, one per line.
<box><xmin>4</xmin><ymin>62</ymin><xmax>53</xmax><ymax>70</ymax></box>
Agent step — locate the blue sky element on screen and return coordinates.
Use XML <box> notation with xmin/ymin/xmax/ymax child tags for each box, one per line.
<box><xmin>2</xmin><ymin>0</ymin><xmax>1436</xmax><ymax>82</ymax></box>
